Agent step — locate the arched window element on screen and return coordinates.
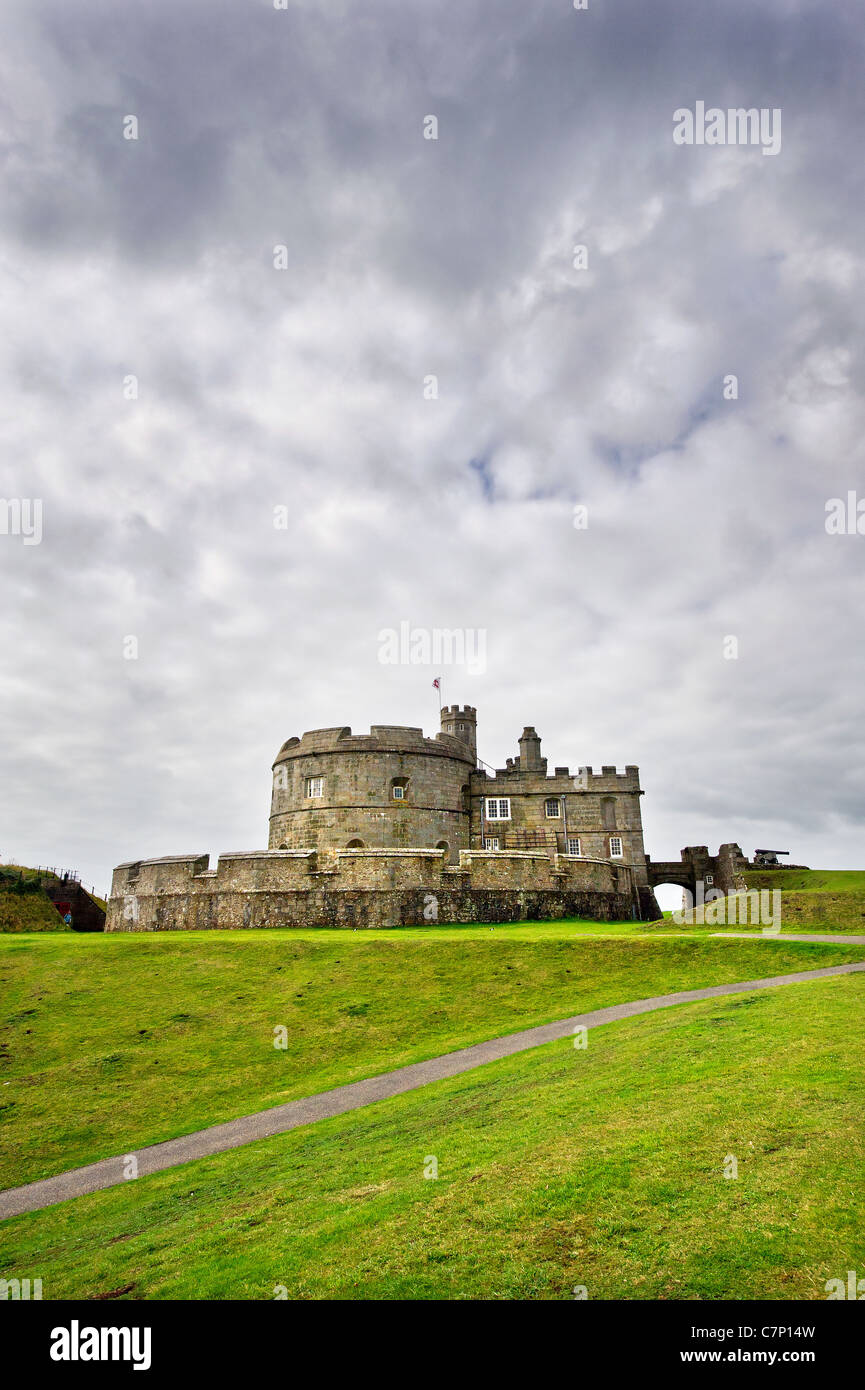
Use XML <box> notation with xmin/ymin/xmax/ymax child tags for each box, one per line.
<box><xmin>436</xmin><ymin>840</ymin><xmax>450</xmax><ymax>863</ymax></box>
<box><xmin>345</xmin><ymin>838</ymin><xmax>365</xmax><ymax>849</ymax></box>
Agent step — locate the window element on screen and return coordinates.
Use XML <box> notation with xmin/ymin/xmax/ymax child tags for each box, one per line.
<box><xmin>705</xmin><ymin>873</ymin><xmax>714</xmax><ymax>886</ymax></box>
<box><xmin>392</xmin><ymin>785</ymin><xmax>405</xmax><ymax>799</ymax></box>
<box><xmin>483</xmin><ymin>837</ymin><xmax>500</xmax><ymax>851</ymax></box>
<box><xmin>545</xmin><ymin>798</ymin><xmax>561</xmax><ymax>818</ymax></box>
<box><xmin>567</xmin><ymin>837</ymin><xmax>581</xmax><ymax>857</ymax></box>
<box><xmin>601</xmin><ymin>797</ymin><xmax>617</xmax><ymax>830</ymax></box>
<box><xmin>305</xmin><ymin>776</ymin><xmax>324</xmax><ymax>798</ymax></box>
<box><xmin>609</xmin><ymin>836</ymin><xmax>623</xmax><ymax>858</ymax></box>
<box><xmin>486</xmin><ymin>798</ymin><xmax>511</xmax><ymax>821</ymax></box>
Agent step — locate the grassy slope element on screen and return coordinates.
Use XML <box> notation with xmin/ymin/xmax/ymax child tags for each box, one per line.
<box><xmin>0</xmin><ymin>890</ymin><xmax>66</xmax><ymax>933</ymax></box>
<box><xmin>1</xmin><ymin>974</ymin><xmax>861</xmax><ymax>1300</ymax></box>
<box><xmin>1</xmin><ymin>927</ymin><xmax>862</xmax><ymax>1189</ymax></box>
<box><xmin>0</xmin><ymin>867</ymin><xmax>67</xmax><ymax>933</ymax></box>
<box><xmin>0</xmin><ymin>866</ymin><xmax>106</xmax><ymax>932</ymax></box>
<box><xmin>742</xmin><ymin>869</ymin><xmax>865</xmax><ymax>932</ymax></box>
<box><xmin>744</xmin><ymin>869</ymin><xmax>865</xmax><ymax>892</ymax></box>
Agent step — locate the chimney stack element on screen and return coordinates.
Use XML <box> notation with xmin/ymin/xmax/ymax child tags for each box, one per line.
<box><xmin>518</xmin><ymin>726</ymin><xmax>545</xmax><ymax>772</ymax></box>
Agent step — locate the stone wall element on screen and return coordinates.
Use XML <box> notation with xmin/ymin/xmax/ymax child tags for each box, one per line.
<box><xmin>42</xmin><ymin>878</ymin><xmax>106</xmax><ymax>932</ymax></box>
<box><xmin>106</xmin><ymin>847</ymin><xmax>640</xmax><ymax>932</ymax></box>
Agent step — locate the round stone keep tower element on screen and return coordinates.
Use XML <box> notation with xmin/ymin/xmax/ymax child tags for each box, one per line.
<box><xmin>269</xmin><ymin>718</ymin><xmax>477</xmax><ymax>859</ymax></box>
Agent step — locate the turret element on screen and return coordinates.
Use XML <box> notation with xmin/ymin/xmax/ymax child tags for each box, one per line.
<box><xmin>440</xmin><ymin>704</ymin><xmax>477</xmax><ymax>762</ymax></box>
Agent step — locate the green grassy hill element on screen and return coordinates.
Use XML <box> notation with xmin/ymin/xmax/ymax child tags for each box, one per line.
<box><xmin>0</xmin><ymin>867</ymin><xmax>69</xmax><ymax>933</ymax></box>
<box><xmin>744</xmin><ymin>869</ymin><xmax>865</xmax><ymax>892</ymax></box>
<box><xmin>2</xmin><ymin>928</ymin><xmax>862</xmax><ymax>1191</ymax></box>
<box><xmin>1</xmin><ymin>871</ymin><xmax>862</xmax><ymax>1301</ymax></box>
<box><xmin>2</xmin><ymin>970</ymin><xmax>862</xmax><ymax>1300</ymax></box>
<box><xmin>743</xmin><ymin>868</ymin><xmax>865</xmax><ymax>932</ymax></box>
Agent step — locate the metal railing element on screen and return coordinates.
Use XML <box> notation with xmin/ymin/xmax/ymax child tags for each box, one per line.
<box><xmin>1</xmin><ymin>865</ymin><xmax>103</xmax><ymax>897</ymax></box>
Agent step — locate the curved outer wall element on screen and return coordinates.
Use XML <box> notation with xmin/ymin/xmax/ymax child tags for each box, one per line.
<box><xmin>268</xmin><ymin>725</ymin><xmax>475</xmax><ymax>857</ymax></box>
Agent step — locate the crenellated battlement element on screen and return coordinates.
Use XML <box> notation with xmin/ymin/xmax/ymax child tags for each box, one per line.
<box><xmin>477</xmin><ymin>762</ymin><xmax>642</xmax><ymax>791</ymax></box>
<box><xmin>572</xmin><ymin>765</ymin><xmax>642</xmax><ymax>791</ymax></box>
<box><xmin>273</xmin><ymin>723</ymin><xmax>474</xmax><ymax>766</ymax></box>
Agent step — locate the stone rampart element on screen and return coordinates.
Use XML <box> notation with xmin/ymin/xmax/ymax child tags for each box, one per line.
<box><xmin>106</xmin><ymin>847</ymin><xmax>639</xmax><ymax>931</ymax></box>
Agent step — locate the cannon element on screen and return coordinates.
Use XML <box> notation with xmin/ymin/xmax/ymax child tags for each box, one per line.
<box><xmin>753</xmin><ymin>849</ymin><xmax>789</xmax><ymax>867</ymax></box>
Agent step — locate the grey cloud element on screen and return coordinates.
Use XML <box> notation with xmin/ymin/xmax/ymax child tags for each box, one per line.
<box><xmin>0</xmin><ymin>0</ymin><xmax>863</xmax><ymax>893</ymax></box>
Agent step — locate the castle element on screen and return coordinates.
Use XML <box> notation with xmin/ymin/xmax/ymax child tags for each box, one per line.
<box><xmin>268</xmin><ymin>706</ymin><xmax>647</xmax><ymax>867</ymax></box>
<box><xmin>106</xmin><ymin>705</ymin><xmax>747</xmax><ymax>931</ymax></box>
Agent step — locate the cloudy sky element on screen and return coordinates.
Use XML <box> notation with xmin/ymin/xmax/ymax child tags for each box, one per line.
<box><xmin>1</xmin><ymin>0</ymin><xmax>863</xmax><ymax>900</ymax></box>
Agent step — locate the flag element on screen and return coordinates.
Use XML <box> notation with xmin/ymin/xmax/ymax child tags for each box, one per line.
<box><xmin>432</xmin><ymin>677</ymin><xmax>440</xmax><ymax>690</ymax></box>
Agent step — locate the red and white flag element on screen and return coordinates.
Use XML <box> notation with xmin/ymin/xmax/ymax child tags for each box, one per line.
<box><xmin>432</xmin><ymin>677</ymin><xmax>440</xmax><ymax>690</ymax></box>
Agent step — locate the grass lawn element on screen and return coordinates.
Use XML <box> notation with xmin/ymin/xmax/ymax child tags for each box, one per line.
<box><xmin>1</xmin><ymin>972</ymin><xmax>861</xmax><ymax>1300</ymax></box>
<box><xmin>734</xmin><ymin>870</ymin><xmax>865</xmax><ymax>934</ymax></box>
<box><xmin>1</xmin><ymin>926</ymin><xmax>862</xmax><ymax>1190</ymax></box>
